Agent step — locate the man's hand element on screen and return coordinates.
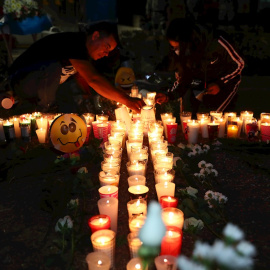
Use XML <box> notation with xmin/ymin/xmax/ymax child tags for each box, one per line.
<box><xmin>155</xmin><ymin>93</ymin><xmax>169</xmax><ymax>104</ymax></box>
<box><xmin>206</xmin><ymin>83</ymin><xmax>220</xmax><ymax>95</ymax></box>
<box><xmin>127</xmin><ymin>97</ymin><xmax>146</xmax><ymax>113</ymax></box>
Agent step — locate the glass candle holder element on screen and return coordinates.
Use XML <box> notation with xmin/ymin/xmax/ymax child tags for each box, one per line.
<box><xmin>127</xmin><ymin>198</ymin><xmax>147</xmax><ymax>218</ymax></box>
<box><xmin>207</xmin><ymin>121</ymin><xmax>220</xmax><ymax>140</ymax></box>
<box><xmin>154</xmin><ymin>254</ymin><xmax>177</xmax><ymax>270</ymax></box>
<box><xmin>227</xmin><ymin>124</ymin><xmax>239</xmax><ymax>138</ymax></box>
<box><xmin>96</xmin><ymin>114</ymin><xmax>109</xmax><ymax>122</ymax></box>
<box><xmin>155</xmin><ymin>182</ymin><xmax>175</xmax><ymax>202</ymax></box>
<box><xmin>163</xmin><ymin>117</ymin><xmax>176</xmax><ymax>139</ymax></box>
<box><xmin>141</xmin><ymin>105</ymin><xmax>156</xmax><ymax>123</ymax></box>
<box><xmin>126</xmin><ymin>160</ymin><xmax>147</xmax><ymax>176</ymax></box>
<box><xmin>90</xmin><ymin>229</ymin><xmax>116</xmax><ymax>269</ymax></box>
<box><xmin>103</xmin><ymin>149</ymin><xmax>122</xmax><ymax>159</ymax></box>
<box><xmin>126</xmin><ymin>257</ymin><xmax>147</xmax><ymax>270</ymax></box>
<box><xmin>126</xmin><ymin>140</ymin><xmax>143</xmax><ymax>160</ymax></box>
<box><xmin>83</xmin><ymin>112</ymin><xmax>95</xmax><ymax>125</ymax></box>
<box><xmin>97</xmin><ymin>198</ymin><xmax>118</xmax><ymax>233</ymax></box>
<box><xmin>187</xmin><ymin>120</ymin><xmax>200</xmax><ymax>144</ymax></box>
<box><xmin>85</xmin><ymin>251</ymin><xmax>111</xmax><ymax>270</ymax></box>
<box><xmin>19</xmin><ymin>119</ymin><xmax>31</xmax><ymax>142</ymax></box>
<box><xmin>180</xmin><ymin>111</ymin><xmax>192</xmax><ymax>133</ymax></box>
<box><xmin>161</xmin><ymin>207</ymin><xmax>184</xmax><ymax>229</ymax></box>
<box><xmin>151</xmin><ymin>148</ymin><xmax>168</xmax><ymax>163</ymax></box>
<box><xmin>128</xmin><ymin>215</ymin><xmax>147</xmax><ymax>233</ymax></box>
<box><xmin>97</xmin><ymin>122</ymin><xmax>109</xmax><ymax>142</ymax></box>
<box><xmin>160</xmin><ymin>196</ymin><xmax>179</xmax><ymax>208</ymax></box>
<box><xmin>98</xmin><ymin>185</ymin><xmax>118</xmax><ymax>199</ymax></box>
<box><xmin>103</xmin><ymin>154</ymin><xmax>121</xmax><ymax>165</ymax></box>
<box><xmin>0</xmin><ymin>119</ymin><xmax>6</xmax><ymax>142</ymax></box>
<box><xmin>245</xmin><ymin>118</ymin><xmax>258</xmax><ymax>140</ymax></box>
<box><xmin>166</xmin><ymin>121</ymin><xmax>178</xmax><ymax>143</ymax></box>
<box><xmin>128</xmin><ymin>185</ymin><xmax>149</xmax><ymax>201</ymax></box>
<box><xmin>153</xmin><ymin>160</ymin><xmax>173</xmax><ymax>172</ymax></box>
<box><xmin>261</xmin><ymin>122</ymin><xmax>270</xmax><ymax>142</ymax></box>
<box><xmin>199</xmin><ymin>116</ymin><xmax>211</xmax><ymax>139</ymax></box>
<box><xmin>104</xmin><ymin>140</ymin><xmax>122</xmax><ymax>151</ymax></box>
<box><xmin>11</xmin><ymin>116</ymin><xmax>21</xmax><ymax>138</ymax></box>
<box><xmin>127</xmin><ymin>232</ymin><xmax>143</xmax><ymax>259</ymax></box>
<box><xmin>88</xmin><ymin>214</ymin><xmax>111</xmax><ymax>233</ymax></box>
<box><xmin>99</xmin><ymin>171</ymin><xmax>120</xmax><ymax>187</ymax></box>
<box><xmin>210</xmin><ymin>111</ymin><xmax>223</xmax><ymax>121</ymax></box>
<box><xmin>216</xmin><ymin>117</ymin><xmax>226</xmax><ymax>138</ymax></box>
<box><xmin>3</xmin><ymin>119</ymin><xmax>15</xmax><ymax>141</ymax></box>
<box><xmin>196</xmin><ymin>112</ymin><xmax>210</xmax><ymax>121</ymax></box>
<box><xmin>128</xmin><ymin>175</ymin><xmax>146</xmax><ymax>187</ymax></box>
<box><xmin>101</xmin><ymin>161</ymin><xmax>120</xmax><ymax>175</ymax></box>
<box><xmin>154</xmin><ymin>169</ymin><xmax>175</xmax><ymax>184</ymax></box>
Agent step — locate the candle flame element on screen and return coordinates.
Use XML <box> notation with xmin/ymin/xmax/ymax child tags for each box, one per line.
<box><xmin>169</xmin><ymin>212</ymin><xmax>174</xmax><ymax>218</ymax></box>
<box><xmin>97</xmin><ymin>260</ymin><xmax>103</xmax><ymax>265</ymax></box>
<box><xmin>168</xmin><ymin>196</ymin><xmax>171</xmax><ymax>200</ymax></box>
<box><xmin>164</xmin><ymin>259</ymin><xmax>168</xmax><ymax>263</ymax></box>
<box><xmin>136</xmin><ymin>200</ymin><xmax>140</xmax><ymax>206</ymax></box>
<box><xmin>99</xmin><ymin>218</ymin><xmax>103</xmax><ymax>224</ymax></box>
<box><xmin>135</xmin><ymin>264</ymin><xmax>141</xmax><ymax>269</ymax></box>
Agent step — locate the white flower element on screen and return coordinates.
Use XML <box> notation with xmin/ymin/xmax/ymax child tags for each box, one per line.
<box><xmin>178</xmin><ymin>256</ymin><xmax>207</xmax><ymax>270</ymax></box>
<box><xmin>236</xmin><ymin>241</ymin><xmax>257</xmax><ymax>257</ymax></box>
<box><xmin>203</xmin><ymin>144</ymin><xmax>210</xmax><ymax>150</ymax></box>
<box><xmin>193</xmin><ymin>241</ymin><xmax>214</xmax><ymax>260</ymax></box>
<box><xmin>211</xmin><ymin>169</ymin><xmax>218</xmax><ymax>177</ymax></box>
<box><xmin>77</xmin><ymin>167</ymin><xmax>88</xmax><ymax>174</ymax></box>
<box><xmin>68</xmin><ymin>198</ymin><xmax>79</xmax><ymax>207</ymax></box>
<box><xmin>186</xmin><ymin>186</ymin><xmax>198</xmax><ymax>197</ymax></box>
<box><xmin>188</xmin><ymin>152</ymin><xmax>196</xmax><ymax>157</ymax></box>
<box><xmin>55</xmin><ymin>215</ymin><xmax>73</xmax><ymax>232</ymax></box>
<box><xmin>198</xmin><ymin>160</ymin><xmax>206</xmax><ymax>168</ymax></box>
<box><xmin>173</xmin><ymin>156</ymin><xmax>181</xmax><ymax>166</ymax></box>
<box><xmin>184</xmin><ymin>217</ymin><xmax>204</xmax><ymax>230</ymax></box>
<box><xmin>205</xmin><ymin>163</ymin><xmax>213</xmax><ymax>169</ymax></box>
<box><xmin>223</xmin><ymin>223</ymin><xmax>245</xmax><ymax>242</ymax></box>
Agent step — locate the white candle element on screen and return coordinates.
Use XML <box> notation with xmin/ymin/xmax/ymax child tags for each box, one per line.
<box><xmin>86</xmin><ymin>251</ymin><xmax>111</xmax><ymax>270</ymax></box>
<box><xmin>161</xmin><ymin>207</ymin><xmax>184</xmax><ymax>229</ymax></box>
<box><xmin>261</xmin><ymin>122</ymin><xmax>270</xmax><ymax>142</ymax></box>
<box><xmin>0</xmin><ymin>119</ymin><xmax>6</xmax><ymax>141</ymax></box>
<box><xmin>128</xmin><ymin>175</ymin><xmax>146</xmax><ymax>187</ymax></box>
<box><xmin>155</xmin><ymin>182</ymin><xmax>175</xmax><ymax>202</ymax></box>
<box><xmin>180</xmin><ymin>111</ymin><xmax>192</xmax><ymax>133</ymax></box>
<box><xmin>127</xmin><ymin>232</ymin><xmax>143</xmax><ymax>259</ymax></box>
<box><xmin>115</xmin><ymin>106</ymin><xmax>132</xmax><ymax>132</ymax></box>
<box><xmin>187</xmin><ymin>120</ymin><xmax>200</xmax><ymax>144</ymax></box>
<box><xmin>154</xmin><ymin>169</ymin><xmax>175</xmax><ymax>184</ymax></box>
<box><xmin>97</xmin><ymin>197</ymin><xmax>118</xmax><ymax>233</ymax></box>
<box><xmin>129</xmin><ymin>215</ymin><xmax>146</xmax><ymax>233</ymax></box>
<box><xmin>126</xmin><ymin>257</ymin><xmax>146</xmax><ymax>270</ymax></box>
<box><xmin>98</xmin><ymin>185</ymin><xmax>118</xmax><ymax>199</ymax></box>
<box><xmin>90</xmin><ymin>229</ymin><xmax>116</xmax><ymax>269</ymax></box>
<box><xmin>127</xmin><ymin>199</ymin><xmax>147</xmax><ymax>218</ymax></box>
<box><xmin>217</xmin><ymin>117</ymin><xmax>226</xmax><ymax>138</ymax></box>
<box><xmin>240</xmin><ymin>111</ymin><xmax>253</xmax><ymax>133</ymax></box>
<box><xmin>140</xmin><ymin>106</ymin><xmax>156</xmax><ymax>123</ymax></box>
<box><xmin>36</xmin><ymin>128</ymin><xmax>46</xmax><ymax>143</ymax></box>
<box><xmin>99</xmin><ymin>171</ymin><xmax>120</xmax><ymax>187</ymax></box>
<box><xmin>210</xmin><ymin>111</ymin><xmax>223</xmax><ymax>121</ymax></box>
<box><xmin>154</xmin><ymin>255</ymin><xmax>177</xmax><ymax>270</ymax></box>
<box><xmin>126</xmin><ymin>140</ymin><xmax>143</xmax><ymax>160</ymax></box>
<box><xmin>199</xmin><ymin>117</ymin><xmax>210</xmax><ymax>138</ymax></box>
<box><xmin>126</xmin><ymin>161</ymin><xmax>146</xmax><ymax>176</ymax></box>
<box><xmin>12</xmin><ymin>117</ymin><xmax>21</xmax><ymax>138</ymax></box>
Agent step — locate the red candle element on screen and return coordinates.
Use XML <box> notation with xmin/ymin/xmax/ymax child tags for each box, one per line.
<box><xmin>160</xmin><ymin>226</ymin><xmax>182</xmax><ymax>257</ymax></box>
<box><xmin>160</xmin><ymin>196</ymin><xmax>178</xmax><ymax>208</ymax></box>
<box><xmin>88</xmin><ymin>214</ymin><xmax>111</xmax><ymax>233</ymax></box>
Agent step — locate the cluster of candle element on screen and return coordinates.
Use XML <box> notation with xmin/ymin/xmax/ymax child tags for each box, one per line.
<box><xmin>179</xmin><ymin>110</ymin><xmax>270</xmax><ymax>143</ymax></box>
<box><xmin>0</xmin><ymin>112</ymin><xmax>62</xmax><ymax>144</ymax></box>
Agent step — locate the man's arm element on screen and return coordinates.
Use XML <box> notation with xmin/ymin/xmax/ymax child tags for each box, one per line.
<box><xmin>70</xmin><ymin>59</ymin><xmax>145</xmax><ymax>112</ymax></box>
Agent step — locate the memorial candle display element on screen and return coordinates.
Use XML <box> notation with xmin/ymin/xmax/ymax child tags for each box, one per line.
<box><xmin>187</xmin><ymin>120</ymin><xmax>200</xmax><ymax>144</ymax></box>
<box><xmin>160</xmin><ymin>226</ymin><xmax>183</xmax><ymax>257</ymax></box>
<box><xmin>161</xmin><ymin>207</ymin><xmax>184</xmax><ymax>229</ymax></box>
<box><xmin>90</xmin><ymin>229</ymin><xmax>116</xmax><ymax>269</ymax></box>
<box><xmin>155</xmin><ymin>182</ymin><xmax>175</xmax><ymax>202</ymax></box>
<box><xmin>88</xmin><ymin>215</ymin><xmax>111</xmax><ymax>233</ymax></box>
<box><xmin>97</xmin><ymin>197</ymin><xmax>118</xmax><ymax>233</ymax></box>
<box><xmin>160</xmin><ymin>196</ymin><xmax>178</xmax><ymax>208</ymax></box>
<box><xmin>85</xmin><ymin>251</ymin><xmax>111</xmax><ymax>270</ymax></box>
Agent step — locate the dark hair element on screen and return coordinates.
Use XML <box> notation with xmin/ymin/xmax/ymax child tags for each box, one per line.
<box><xmin>166</xmin><ymin>18</ymin><xmax>196</xmax><ymax>42</ymax></box>
<box><xmin>85</xmin><ymin>21</ymin><xmax>120</xmax><ymax>44</ymax></box>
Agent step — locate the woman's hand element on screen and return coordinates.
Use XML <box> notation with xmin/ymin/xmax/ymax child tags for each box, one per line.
<box><xmin>155</xmin><ymin>93</ymin><xmax>169</xmax><ymax>104</ymax></box>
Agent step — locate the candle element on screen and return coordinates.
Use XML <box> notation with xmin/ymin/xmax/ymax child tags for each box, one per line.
<box><xmin>162</xmin><ymin>117</ymin><xmax>176</xmax><ymax>138</ymax></box>
<box><xmin>217</xmin><ymin>117</ymin><xmax>226</xmax><ymax>138</ymax></box>
<box><xmin>20</xmin><ymin>119</ymin><xmax>31</xmax><ymax>142</ymax></box>
<box><xmin>104</xmin><ymin>140</ymin><xmax>122</xmax><ymax>151</ymax></box>
<box><xmin>160</xmin><ymin>226</ymin><xmax>183</xmax><ymax>257</ymax></box>
<box><xmin>99</xmin><ymin>170</ymin><xmax>120</xmax><ymax>187</ymax></box>
<box><xmin>160</xmin><ymin>196</ymin><xmax>178</xmax><ymax>208</ymax></box>
<box><xmin>187</xmin><ymin>120</ymin><xmax>200</xmax><ymax>144</ymax></box>
<box><xmin>155</xmin><ymin>182</ymin><xmax>175</xmax><ymax>202</ymax></box>
<box><xmin>127</xmin><ymin>232</ymin><xmax>143</xmax><ymax>259</ymax></box>
<box><xmin>129</xmin><ymin>215</ymin><xmax>146</xmax><ymax>233</ymax></box>
<box><xmin>92</xmin><ymin>121</ymin><xmax>102</xmax><ymax>138</ymax></box>
<box><xmin>128</xmin><ymin>175</ymin><xmax>146</xmax><ymax>187</ymax></box>
<box><xmin>196</xmin><ymin>112</ymin><xmax>210</xmax><ymax>120</ymax></box>
<box><xmin>36</xmin><ymin>116</ymin><xmax>48</xmax><ymax>130</ymax></box>
<box><xmin>126</xmin><ymin>141</ymin><xmax>143</xmax><ymax>160</ymax></box>
<box><xmin>199</xmin><ymin>117</ymin><xmax>210</xmax><ymax>138</ymax></box>
<box><xmin>98</xmin><ymin>185</ymin><xmax>118</xmax><ymax>199</ymax></box>
<box><xmin>86</xmin><ymin>251</ymin><xmax>111</xmax><ymax>270</ymax></box>
<box><xmin>179</xmin><ymin>111</ymin><xmax>192</xmax><ymax>133</ymax></box>
<box><xmin>0</xmin><ymin>119</ymin><xmax>6</xmax><ymax>141</ymax></box>
<box><xmin>128</xmin><ymin>185</ymin><xmax>149</xmax><ymax>201</ymax></box>
<box><xmin>97</xmin><ymin>197</ymin><xmax>118</xmax><ymax>233</ymax></box>
<box><xmin>182</xmin><ymin>119</ymin><xmax>192</xmax><ymax>140</ymax></box>
<box><xmin>90</xmin><ymin>229</ymin><xmax>116</xmax><ymax>269</ymax></box>
<box><xmin>161</xmin><ymin>207</ymin><xmax>184</xmax><ymax>229</ymax></box>
<box><xmin>88</xmin><ymin>215</ymin><xmax>111</xmax><ymax>233</ymax></box>
<box><xmin>83</xmin><ymin>113</ymin><xmax>95</xmax><ymax>125</ymax></box>
<box><xmin>227</xmin><ymin>124</ymin><xmax>238</xmax><ymax>138</ymax></box>
<box><xmin>207</xmin><ymin>121</ymin><xmax>220</xmax><ymax>140</ymax></box>
<box><xmin>154</xmin><ymin>255</ymin><xmax>177</xmax><ymax>270</ymax></box>
<box><xmin>240</xmin><ymin>111</ymin><xmax>253</xmax><ymax>133</ymax></box>
<box><xmin>101</xmin><ymin>161</ymin><xmax>120</xmax><ymax>175</ymax></box>
<box><xmin>12</xmin><ymin>117</ymin><xmax>21</xmax><ymax>138</ymax></box>
<box><xmin>127</xmin><ymin>199</ymin><xmax>147</xmax><ymax>218</ymax></box>
<box><xmin>154</xmin><ymin>169</ymin><xmax>175</xmax><ymax>184</ymax></box>
<box><xmin>146</xmin><ymin>91</ymin><xmax>156</xmax><ymax>100</ymax></box>
<box><xmin>3</xmin><ymin>120</ymin><xmax>15</xmax><ymax>141</ymax></box>
<box><xmin>126</xmin><ymin>161</ymin><xmax>146</xmax><ymax>176</ymax></box>
<box><xmin>96</xmin><ymin>114</ymin><xmax>109</xmax><ymax>122</ymax></box>
<box><xmin>140</xmin><ymin>106</ymin><xmax>156</xmax><ymax>125</ymax></box>
<box><xmin>161</xmin><ymin>112</ymin><xmax>173</xmax><ymax>122</ymax></box>
<box><xmin>126</xmin><ymin>257</ymin><xmax>146</xmax><ymax>270</ymax></box>
<box><xmin>234</xmin><ymin>117</ymin><xmax>243</xmax><ymax>137</ymax></box>
<box><xmin>210</xmin><ymin>111</ymin><xmax>223</xmax><ymax>121</ymax></box>
<box><xmin>166</xmin><ymin>122</ymin><xmax>178</xmax><ymax>143</ymax></box>
<box><xmin>97</xmin><ymin>122</ymin><xmax>109</xmax><ymax>142</ymax></box>
<box><xmin>115</xmin><ymin>106</ymin><xmax>132</xmax><ymax>132</ymax></box>
<box><xmin>261</xmin><ymin>122</ymin><xmax>270</xmax><ymax>142</ymax></box>
<box><xmin>36</xmin><ymin>128</ymin><xmax>46</xmax><ymax>143</ymax></box>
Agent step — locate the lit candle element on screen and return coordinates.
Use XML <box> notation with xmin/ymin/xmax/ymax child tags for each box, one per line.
<box><xmin>163</xmin><ymin>117</ymin><xmax>176</xmax><ymax>139</ymax></box>
<box><xmin>187</xmin><ymin>120</ymin><xmax>200</xmax><ymax>144</ymax></box>
<box><xmin>96</xmin><ymin>114</ymin><xmax>109</xmax><ymax>122</ymax></box>
<box><xmin>140</xmin><ymin>106</ymin><xmax>156</xmax><ymax>123</ymax></box>
<box><xmin>20</xmin><ymin>119</ymin><xmax>31</xmax><ymax>142</ymax></box>
<box><xmin>97</xmin><ymin>122</ymin><xmax>109</xmax><ymax>142</ymax></box>
<box><xmin>160</xmin><ymin>227</ymin><xmax>183</xmax><ymax>257</ymax></box>
<box><xmin>199</xmin><ymin>117</ymin><xmax>210</xmax><ymax>138</ymax></box>
<box><xmin>128</xmin><ymin>175</ymin><xmax>146</xmax><ymax>187</ymax></box>
<box><xmin>36</xmin><ymin>128</ymin><xmax>46</xmax><ymax>143</ymax></box>
<box><xmin>0</xmin><ymin>119</ymin><xmax>6</xmax><ymax>141</ymax></box>
<box><xmin>127</xmin><ymin>232</ymin><xmax>143</xmax><ymax>259</ymax></box>
<box><xmin>128</xmin><ymin>185</ymin><xmax>149</xmax><ymax>201</ymax></box>
<box><xmin>90</xmin><ymin>229</ymin><xmax>116</xmax><ymax>269</ymax></box>
<box><xmin>261</xmin><ymin>122</ymin><xmax>270</xmax><ymax>142</ymax></box>
<box><xmin>155</xmin><ymin>182</ymin><xmax>175</xmax><ymax>202</ymax></box>
<box><xmin>92</xmin><ymin>120</ymin><xmax>102</xmax><ymax>139</ymax></box>
<box><xmin>154</xmin><ymin>255</ymin><xmax>177</xmax><ymax>270</ymax></box>
<box><xmin>115</xmin><ymin>106</ymin><xmax>132</xmax><ymax>132</ymax></box>
<box><xmin>227</xmin><ymin>124</ymin><xmax>238</xmax><ymax>138</ymax></box>
<box><xmin>97</xmin><ymin>197</ymin><xmax>118</xmax><ymax>233</ymax></box>
<box><xmin>154</xmin><ymin>169</ymin><xmax>175</xmax><ymax>184</ymax></box>
<box><xmin>207</xmin><ymin>121</ymin><xmax>220</xmax><ymax>140</ymax></box>
<box><xmin>131</xmin><ymin>85</ymin><xmax>139</xmax><ymax>97</ymax></box>
<box><xmin>245</xmin><ymin>118</ymin><xmax>258</xmax><ymax>139</ymax></box>
<box><xmin>100</xmin><ymin>161</ymin><xmax>120</xmax><ymax>175</ymax></box>
<box><xmin>98</xmin><ymin>185</ymin><xmax>118</xmax><ymax>199</ymax></box>
<box><xmin>12</xmin><ymin>117</ymin><xmax>21</xmax><ymax>138</ymax></box>
<box><xmin>160</xmin><ymin>196</ymin><xmax>178</xmax><ymax>208</ymax></box>
<box><xmin>129</xmin><ymin>215</ymin><xmax>146</xmax><ymax>233</ymax></box>
<box><xmin>161</xmin><ymin>207</ymin><xmax>184</xmax><ymax>229</ymax></box>
<box><xmin>180</xmin><ymin>111</ymin><xmax>192</xmax><ymax>133</ymax></box>
<box><xmin>86</xmin><ymin>251</ymin><xmax>111</xmax><ymax>270</ymax></box>
<box><xmin>126</xmin><ymin>140</ymin><xmax>143</xmax><ymax>160</ymax></box>
<box><xmin>99</xmin><ymin>170</ymin><xmax>119</xmax><ymax>187</ymax></box>
<box><xmin>166</xmin><ymin>122</ymin><xmax>178</xmax><ymax>143</ymax></box>
<box><xmin>127</xmin><ymin>199</ymin><xmax>147</xmax><ymax>218</ymax></box>
<box><xmin>3</xmin><ymin>120</ymin><xmax>15</xmax><ymax>141</ymax></box>
<box><xmin>36</xmin><ymin>116</ymin><xmax>48</xmax><ymax>130</ymax></box>
<box><xmin>126</xmin><ymin>257</ymin><xmax>146</xmax><ymax>270</ymax></box>
<box><xmin>83</xmin><ymin>113</ymin><xmax>95</xmax><ymax>125</ymax></box>
<box><xmin>240</xmin><ymin>111</ymin><xmax>253</xmax><ymax>133</ymax></box>
<box><xmin>126</xmin><ymin>161</ymin><xmax>146</xmax><ymax>176</ymax></box>
<box><xmin>217</xmin><ymin>117</ymin><xmax>226</xmax><ymax>138</ymax></box>
<box><xmin>210</xmin><ymin>111</ymin><xmax>223</xmax><ymax>121</ymax></box>
<box><xmin>88</xmin><ymin>215</ymin><xmax>111</xmax><ymax>233</ymax></box>
<box><xmin>182</xmin><ymin>119</ymin><xmax>192</xmax><ymax>140</ymax></box>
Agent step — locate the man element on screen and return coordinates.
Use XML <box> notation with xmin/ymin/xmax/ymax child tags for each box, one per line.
<box><xmin>8</xmin><ymin>21</ymin><xmax>145</xmax><ymax>113</ymax></box>
<box><xmin>155</xmin><ymin>18</ymin><xmax>245</xmax><ymax>117</ymax></box>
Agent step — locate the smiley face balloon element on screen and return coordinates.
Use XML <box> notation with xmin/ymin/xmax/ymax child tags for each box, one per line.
<box><xmin>49</xmin><ymin>114</ymin><xmax>87</xmax><ymax>153</ymax></box>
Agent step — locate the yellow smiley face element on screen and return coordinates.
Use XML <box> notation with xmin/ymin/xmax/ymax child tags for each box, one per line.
<box><xmin>115</xmin><ymin>67</ymin><xmax>135</xmax><ymax>90</ymax></box>
<box><xmin>49</xmin><ymin>114</ymin><xmax>87</xmax><ymax>153</ymax></box>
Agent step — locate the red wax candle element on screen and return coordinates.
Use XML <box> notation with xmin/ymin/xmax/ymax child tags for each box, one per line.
<box><xmin>88</xmin><ymin>214</ymin><xmax>111</xmax><ymax>233</ymax></box>
<box><xmin>160</xmin><ymin>196</ymin><xmax>178</xmax><ymax>208</ymax></box>
<box><xmin>160</xmin><ymin>226</ymin><xmax>182</xmax><ymax>257</ymax></box>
